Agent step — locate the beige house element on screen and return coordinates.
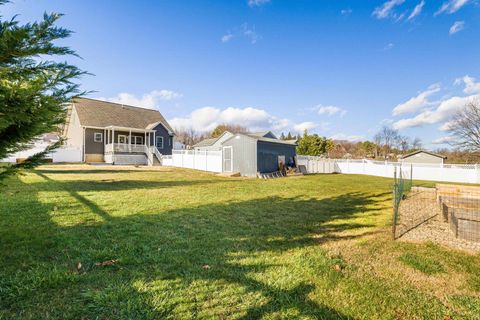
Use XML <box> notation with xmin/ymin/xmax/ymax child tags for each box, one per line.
<box><xmin>399</xmin><ymin>150</ymin><xmax>447</xmax><ymax>165</ymax></box>
<box><xmin>63</xmin><ymin>98</ymin><xmax>175</xmax><ymax>165</ymax></box>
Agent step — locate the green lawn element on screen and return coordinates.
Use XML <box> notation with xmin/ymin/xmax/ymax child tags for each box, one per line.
<box><xmin>0</xmin><ymin>165</ymin><xmax>479</xmax><ymax>319</ymax></box>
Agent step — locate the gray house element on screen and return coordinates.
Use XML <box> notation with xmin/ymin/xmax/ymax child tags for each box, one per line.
<box><xmin>63</xmin><ymin>97</ymin><xmax>175</xmax><ymax>165</ymax></box>
<box><xmin>399</xmin><ymin>150</ymin><xmax>447</xmax><ymax>165</ymax></box>
<box><xmin>220</xmin><ymin>132</ymin><xmax>297</xmax><ymax>176</ymax></box>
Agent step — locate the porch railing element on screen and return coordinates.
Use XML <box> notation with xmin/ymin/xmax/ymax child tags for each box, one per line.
<box><xmin>105</xmin><ymin>143</ymin><xmax>147</xmax><ymax>154</ymax></box>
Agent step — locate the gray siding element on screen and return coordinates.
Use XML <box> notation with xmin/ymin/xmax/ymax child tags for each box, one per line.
<box><xmin>401</xmin><ymin>152</ymin><xmax>444</xmax><ymax>164</ymax></box>
<box><xmin>84</xmin><ymin>128</ymin><xmax>105</xmax><ymax>155</ymax></box>
<box><xmin>257</xmin><ymin>141</ymin><xmax>296</xmax><ymax>173</ymax></box>
<box><xmin>149</xmin><ymin>123</ymin><xmax>173</xmax><ymax>155</ymax></box>
<box><xmin>222</xmin><ymin>135</ymin><xmax>257</xmax><ymax>176</ymax></box>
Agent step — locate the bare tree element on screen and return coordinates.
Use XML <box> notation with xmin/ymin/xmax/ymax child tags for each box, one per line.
<box><xmin>398</xmin><ymin>136</ymin><xmax>410</xmax><ymax>153</ymax></box>
<box><xmin>411</xmin><ymin>137</ymin><xmax>422</xmax><ymax>151</ymax></box>
<box><xmin>174</xmin><ymin>128</ymin><xmax>207</xmax><ymax>148</ymax></box>
<box><xmin>373</xmin><ymin>126</ymin><xmax>400</xmax><ymax>158</ymax></box>
<box><xmin>447</xmin><ymin>100</ymin><xmax>480</xmax><ymax>151</ymax></box>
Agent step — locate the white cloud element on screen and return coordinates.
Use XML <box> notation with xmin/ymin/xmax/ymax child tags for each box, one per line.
<box><xmin>242</xmin><ymin>23</ymin><xmax>261</xmax><ymax>44</ymax></box>
<box><xmin>436</xmin><ymin>0</ymin><xmax>470</xmax><ymax>15</ymax></box>
<box><xmin>455</xmin><ymin>75</ymin><xmax>480</xmax><ymax>94</ymax></box>
<box><xmin>392</xmin><ymin>84</ymin><xmax>441</xmax><ymax>115</ymax></box>
<box><xmin>221</xmin><ymin>33</ymin><xmax>233</xmax><ymax>43</ymax></box>
<box><xmin>330</xmin><ymin>133</ymin><xmax>365</xmax><ymax>142</ymax></box>
<box><xmin>408</xmin><ymin>0</ymin><xmax>425</xmax><ymax>20</ymax></box>
<box><xmin>432</xmin><ymin>136</ymin><xmax>455</xmax><ymax>144</ymax></box>
<box><xmin>317</xmin><ymin>105</ymin><xmax>347</xmax><ymax>117</ymax></box>
<box><xmin>293</xmin><ymin>122</ymin><xmax>316</xmax><ymax>133</ymax></box>
<box><xmin>392</xmin><ymin>94</ymin><xmax>479</xmax><ymax>129</ymax></box>
<box><xmin>248</xmin><ymin>0</ymin><xmax>270</xmax><ymax>7</ymax></box>
<box><xmin>373</xmin><ymin>0</ymin><xmax>405</xmax><ymax>19</ymax></box>
<box><xmin>341</xmin><ymin>9</ymin><xmax>352</xmax><ymax>16</ymax></box>
<box><xmin>222</xmin><ymin>23</ymin><xmax>261</xmax><ymax>44</ymax></box>
<box><xmin>168</xmin><ymin>106</ymin><xmax>303</xmax><ymax>133</ymax></box>
<box><xmin>383</xmin><ymin>43</ymin><xmax>394</xmax><ymax>51</ymax></box>
<box><xmin>102</xmin><ymin>90</ymin><xmax>182</xmax><ymax>109</ymax></box>
<box><xmin>449</xmin><ymin>21</ymin><xmax>465</xmax><ymax>35</ymax></box>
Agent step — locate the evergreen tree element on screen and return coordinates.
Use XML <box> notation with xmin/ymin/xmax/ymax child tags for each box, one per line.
<box><xmin>279</xmin><ymin>132</ymin><xmax>286</xmax><ymax>140</ymax></box>
<box><xmin>296</xmin><ymin>130</ymin><xmax>334</xmax><ymax>156</ymax></box>
<box><xmin>286</xmin><ymin>132</ymin><xmax>293</xmax><ymax>140</ymax></box>
<box><xmin>0</xmin><ymin>2</ymin><xmax>86</xmax><ymax>178</ymax></box>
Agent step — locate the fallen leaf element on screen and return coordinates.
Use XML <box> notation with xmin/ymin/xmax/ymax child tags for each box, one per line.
<box><xmin>76</xmin><ymin>262</ymin><xmax>82</xmax><ymax>271</ymax></box>
<box><xmin>202</xmin><ymin>265</ymin><xmax>210</xmax><ymax>270</ymax></box>
<box><xmin>333</xmin><ymin>264</ymin><xmax>342</xmax><ymax>272</ymax></box>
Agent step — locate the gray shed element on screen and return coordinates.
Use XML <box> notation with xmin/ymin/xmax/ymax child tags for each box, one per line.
<box><xmin>221</xmin><ymin>132</ymin><xmax>297</xmax><ymax>176</ymax></box>
<box><xmin>399</xmin><ymin>150</ymin><xmax>447</xmax><ymax>165</ymax></box>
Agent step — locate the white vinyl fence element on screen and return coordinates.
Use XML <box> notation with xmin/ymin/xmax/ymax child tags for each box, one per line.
<box><xmin>162</xmin><ymin>150</ymin><xmax>223</xmax><ymax>173</ymax></box>
<box><xmin>1</xmin><ymin>145</ymin><xmax>82</xmax><ymax>163</ymax></box>
<box><xmin>296</xmin><ymin>156</ymin><xmax>479</xmax><ymax>184</ymax></box>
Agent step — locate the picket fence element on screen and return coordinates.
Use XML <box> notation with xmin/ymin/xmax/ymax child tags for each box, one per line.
<box><xmin>296</xmin><ymin>156</ymin><xmax>479</xmax><ymax>184</ymax></box>
<box><xmin>162</xmin><ymin>150</ymin><xmax>223</xmax><ymax>173</ymax></box>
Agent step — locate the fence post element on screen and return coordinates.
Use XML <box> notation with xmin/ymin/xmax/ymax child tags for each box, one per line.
<box><xmin>392</xmin><ymin>166</ymin><xmax>398</xmax><ymax>240</ymax></box>
<box><xmin>476</xmin><ymin>164</ymin><xmax>480</xmax><ymax>184</ymax></box>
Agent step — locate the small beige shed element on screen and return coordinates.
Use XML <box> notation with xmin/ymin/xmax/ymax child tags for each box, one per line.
<box><xmin>399</xmin><ymin>150</ymin><xmax>447</xmax><ymax>165</ymax></box>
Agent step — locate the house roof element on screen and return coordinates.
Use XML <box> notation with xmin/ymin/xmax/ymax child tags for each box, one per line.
<box><xmin>72</xmin><ymin>97</ymin><xmax>174</xmax><ymax>133</ymax></box>
<box><xmin>399</xmin><ymin>150</ymin><xmax>447</xmax><ymax>160</ymax></box>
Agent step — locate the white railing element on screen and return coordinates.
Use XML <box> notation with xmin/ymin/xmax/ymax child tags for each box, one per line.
<box><xmin>162</xmin><ymin>149</ymin><xmax>222</xmax><ymax>172</ymax></box>
<box><xmin>296</xmin><ymin>156</ymin><xmax>480</xmax><ymax>184</ymax></box>
<box><xmin>105</xmin><ymin>143</ymin><xmax>147</xmax><ymax>154</ymax></box>
<box><xmin>153</xmin><ymin>147</ymin><xmax>163</xmax><ymax>164</ymax></box>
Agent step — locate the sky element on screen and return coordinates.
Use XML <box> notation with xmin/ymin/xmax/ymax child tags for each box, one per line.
<box><xmin>2</xmin><ymin>0</ymin><xmax>480</xmax><ymax>148</ymax></box>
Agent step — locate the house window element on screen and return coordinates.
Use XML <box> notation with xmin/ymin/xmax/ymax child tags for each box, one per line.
<box><xmin>134</xmin><ymin>136</ymin><xmax>144</xmax><ymax>145</ymax></box>
<box><xmin>94</xmin><ymin>132</ymin><xmax>103</xmax><ymax>143</ymax></box>
<box><xmin>156</xmin><ymin>136</ymin><xmax>164</xmax><ymax>149</ymax></box>
<box><xmin>118</xmin><ymin>135</ymin><xmax>128</xmax><ymax>144</ymax></box>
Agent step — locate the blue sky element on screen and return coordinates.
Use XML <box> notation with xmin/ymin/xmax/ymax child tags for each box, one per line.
<box><xmin>3</xmin><ymin>0</ymin><xmax>480</xmax><ymax>148</ymax></box>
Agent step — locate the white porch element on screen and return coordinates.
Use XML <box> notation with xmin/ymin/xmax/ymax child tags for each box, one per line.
<box><xmin>103</xmin><ymin>126</ymin><xmax>163</xmax><ymax>165</ymax></box>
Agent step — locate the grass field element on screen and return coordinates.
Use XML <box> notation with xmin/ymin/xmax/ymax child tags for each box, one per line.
<box><xmin>1</xmin><ymin>165</ymin><xmax>479</xmax><ymax>319</ymax></box>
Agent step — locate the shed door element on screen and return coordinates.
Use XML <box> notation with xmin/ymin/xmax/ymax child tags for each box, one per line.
<box><xmin>223</xmin><ymin>146</ymin><xmax>233</xmax><ymax>172</ymax></box>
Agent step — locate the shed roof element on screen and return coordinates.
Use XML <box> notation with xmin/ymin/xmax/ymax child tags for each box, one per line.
<box><xmin>250</xmin><ymin>131</ymin><xmax>277</xmax><ymax>139</ymax></box>
<box><xmin>399</xmin><ymin>150</ymin><xmax>447</xmax><ymax>160</ymax></box>
<box><xmin>193</xmin><ymin>138</ymin><xmax>218</xmax><ymax>148</ymax></box>
<box><xmin>226</xmin><ymin>133</ymin><xmax>297</xmax><ymax>146</ymax></box>
<box><xmin>72</xmin><ymin>97</ymin><xmax>174</xmax><ymax>133</ymax></box>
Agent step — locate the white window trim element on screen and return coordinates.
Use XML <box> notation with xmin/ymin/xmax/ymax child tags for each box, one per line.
<box><xmin>94</xmin><ymin>132</ymin><xmax>103</xmax><ymax>143</ymax></box>
<box><xmin>118</xmin><ymin>135</ymin><xmax>128</xmax><ymax>144</ymax></box>
<box><xmin>156</xmin><ymin>136</ymin><xmax>164</xmax><ymax>149</ymax></box>
<box><xmin>134</xmin><ymin>136</ymin><xmax>144</xmax><ymax>145</ymax></box>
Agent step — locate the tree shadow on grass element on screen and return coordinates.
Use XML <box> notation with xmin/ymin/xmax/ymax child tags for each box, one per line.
<box><xmin>0</xmin><ymin>172</ymin><xmax>387</xmax><ymax>319</ymax></box>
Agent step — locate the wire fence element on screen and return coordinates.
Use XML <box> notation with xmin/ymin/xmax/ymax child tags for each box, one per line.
<box><xmin>392</xmin><ymin>168</ymin><xmax>480</xmax><ymax>250</ymax></box>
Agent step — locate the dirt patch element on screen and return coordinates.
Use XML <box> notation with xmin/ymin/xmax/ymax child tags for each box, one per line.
<box><xmin>400</xmin><ymin>214</ymin><xmax>480</xmax><ymax>254</ymax></box>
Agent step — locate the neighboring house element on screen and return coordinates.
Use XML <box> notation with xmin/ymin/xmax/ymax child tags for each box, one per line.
<box><xmin>64</xmin><ymin>97</ymin><xmax>175</xmax><ymax>165</ymax></box>
<box><xmin>399</xmin><ymin>150</ymin><xmax>447</xmax><ymax>165</ymax></box>
<box><xmin>194</xmin><ymin>131</ymin><xmax>297</xmax><ymax>176</ymax></box>
<box><xmin>193</xmin><ymin>131</ymin><xmax>234</xmax><ymax>151</ymax></box>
